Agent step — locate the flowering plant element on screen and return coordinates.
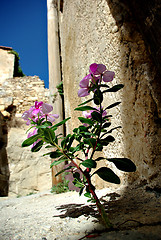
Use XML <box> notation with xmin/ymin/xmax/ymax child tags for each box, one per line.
<box><xmin>22</xmin><ymin>63</ymin><xmax>136</xmax><ymax>228</ymax></box>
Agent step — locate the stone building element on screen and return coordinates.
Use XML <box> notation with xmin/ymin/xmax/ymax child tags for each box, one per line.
<box><xmin>47</xmin><ymin>0</ymin><xmax>161</xmax><ymax>191</ymax></box>
<box><xmin>0</xmin><ymin>47</ymin><xmax>52</xmax><ymax>196</ymax></box>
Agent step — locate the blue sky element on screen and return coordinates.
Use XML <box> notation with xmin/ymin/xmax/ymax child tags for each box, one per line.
<box><xmin>0</xmin><ymin>0</ymin><xmax>49</xmax><ymax>88</ymax></box>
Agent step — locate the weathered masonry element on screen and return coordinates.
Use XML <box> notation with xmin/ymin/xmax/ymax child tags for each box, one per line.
<box><xmin>47</xmin><ymin>0</ymin><xmax>161</xmax><ymax>190</ymax></box>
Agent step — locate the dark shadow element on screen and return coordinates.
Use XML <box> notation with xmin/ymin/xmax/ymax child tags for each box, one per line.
<box><xmin>0</xmin><ymin>112</ymin><xmax>9</xmax><ymax>196</ymax></box>
<box><xmin>53</xmin><ymin>203</ymin><xmax>100</xmax><ymax>219</ymax></box>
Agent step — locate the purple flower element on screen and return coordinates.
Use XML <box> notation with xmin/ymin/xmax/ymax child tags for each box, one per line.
<box><xmin>41</xmin><ymin>102</ymin><xmax>53</xmax><ymax>114</ymax></box>
<box><xmin>78</xmin><ymin>63</ymin><xmax>115</xmax><ymax>97</ymax></box>
<box><xmin>89</xmin><ymin>63</ymin><xmax>115</xmax><ymax>82</ymax></box>
<box><xmin>83</xmin><ymin>111</ymin><xmax>92</xmax><ymax>119</ymax></box>
<box><xmin>22</xmin><ymin>101</ymin><xmax>59</xmax><ymax>125</ymax></box>
<box><xmin>22</xmin><ymin>106</ymin><xmax>36</xmax><ymax>125</ymax></box>
<box><xmin>89</xmin><ymin>63</ymin><xmax>106</xmax><ymax>76</ymax></box>
<box><xmin>45</xmin><ymin>113</ymin><xmax>59</xmax><ymax>123</ymax></box>
<box><xmin>32</xmin><ymin>101</ymin><xmax>43</xmax><ymax>115</ymax></box>
<box><xmin>78</xmin><ymin>74</ymin><xmax>92</xmax><ymax>97</ymax></box>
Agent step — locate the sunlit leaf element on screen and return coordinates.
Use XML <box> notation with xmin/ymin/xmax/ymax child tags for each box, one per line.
<box><xmin>50</xmin><ymin>157</ymin><xmax>68</xmax><ymax>167</ymax></box>
<box><xmin>55</xmin><ymin>166</ymin><xmax>73</xmax><ymax>176</ymax></box>
<box><xmin>84</xmin><ymin>192</ymin><xmax>91</xmax><ymax>198</ymax></box>
<box><xmin>51</xmin><ymin>117</ymin><xmax>71</xmax><ymax>129</ymax></box>
<box><xmin>61</xmin><ymin>134</ymin><xmax>71</xmax><ymax>149</ymax></box>
<box><xmin>31</xmin><ymin>140</ymin><xmax>43</xmax><ymax>152</ymax></box>
<box><xmin>22</xmin><ymin>134</ymin><xmax>41</xmax><ymax>147</ymax></box>
<box><xmin>78</xmin><ymin>98</ymin><xmax>94</xmax><ymax>106</ymax></box>
<box><xmin>78</xmin><ymin>117</ymin><xmax>93</xmax><ymax>126</ymax></box>
<box><xmin>50</xmin><ymin>151</ymin><xmax>63</xmax><ymax>158</ymax></box>
<box><xmin>43</xmin><ymin>128</ymin><xmax>55</xmax><ymax>143</ymax></box>
<box><xmin>67</xmin><ymin>134</ymin><xmax>75</xmax><ymax>150</ymax></box>
<box><xmin>74</xmin><ymin>106</ymin><xmax>96</xmax><ymax>111</ymax></box>
<box><xmin>81</xmin><ymin>159</ymin><xmax>97</xmax><ymax>168</ymax></box>
<box><xmin>79</xmin><ymin>186</ymin><xmax>85</xmax><ymax>196</ymax></box>
<box><xmin>95</xmin><ymin>143</ymin><xmax>103</xmax><ymax>151</ymax></box>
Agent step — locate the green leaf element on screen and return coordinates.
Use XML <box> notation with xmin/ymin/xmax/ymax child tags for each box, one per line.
<box><xmin>79</xmin><ymin>186</ymin><xmax>85</xmax><ymax>196</ymax></box>
<box><xmin>78</xmin><ymin>117</ymin><xmax>93</xmax><ymax>126</ymax></box>
<box><xmin>43</xmin><ymin>128</ymin><xmax>55</xmax><ymax>143</ymax></box>
<box><xmin>67</xmin><ymin>134</ymin><xmax>75</xmax><ymax>151</ymax></box>
<box><xmin>105</xmin><ymin>102</ymin><xmax>121</xmax><ymax>110</ymax></box>
<box><xmin>73</xmin><ymin>180</ymin><xmax>84</xmax><ymax>188</ymax></box>
<box><xmin>95</xmin><ymin>143</ymin><xmax>103</xmax><ymax>151</ymax></box>
<box><xmin>91</xmin><ymin>111</ymin><xmax>102</xmax><ymax>122</ymax></box>
<box><xmin>31</xmin><ymin>140</ymin><xmax>43</xmax><ymax>152</ymax></box>
<box><xmin>84</xmin><ymin>138</ymin><xmax>96</xmax><ymax>148</ymax></box>
<box><xmin>61</xmin><ymin>134</ymin><xmax>71</xmax><ymax>149</ymax></box>
<box><xmin>81</xmin><ymin>159</ymin><xmax>97</xmax><ymax>168</ymax></box>
<box><xmin>107</xmin><ymin>158</ymin><xmax>136</xmax><ymax>172</ymax></box>
<box><xmin>78</xmin><ymin>98</ymin><xmax>94</xmax><ymax>106</ymax></box>
<box><xmin>50</xmin><ymin>151</ymin><xmax>63</xmax><ymax>158</ymax></box>
<box><xmin>73</xmin><ymin>172</ymin><xmax>81</xmax><ymax>180</ymax></box>
<box><xmin>103</xmin><ymin>84</ymin><xmax>124</xmax><ymax>93</ymax></box>
<box><xmin>22</xmin><ymin>134</ymin><xmax>41</xmax><ymax>147</ymax></box>
<box><xmin>50</xmin><ymin>157</ymin><xmax>68</xmax><ymax>167</ymax></box>
<box><xmin>74</xmin><ymin>106</ymin><xmax>96</xmax><ymax>111</ymax></box>
<box><xmin>94</xmin><ymin>89</ymin><xmax>103</xmax><ymax>105</ymax></box>
<box><xmin>84</xmin><ymin>192</ymin><xmax>91</xmax><ymax>198</ymax></box>
<box><xmin>51</xmin><ymin>117</ymin><xmax>71</xmax><ymax>129</ymax></box>
<box><xmin>37</xmin><ymin>121</ymin><xmax>52</xmax><ymax>128</ymax></box>
<box><xmin>55</xmin><ymin>166</ymin><xmax>73</xmax><ymax>176</ymax></box>
<box><xmin>93</xmin><ymin>167</ymin><xmax>120</xmax><ymax>184</ymax></box>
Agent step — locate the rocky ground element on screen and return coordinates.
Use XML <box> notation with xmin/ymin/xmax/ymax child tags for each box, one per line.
<box><xmin>0</xmin><ymin>184</ymin><xmax>161</xmax><ymax>240</ymax></box>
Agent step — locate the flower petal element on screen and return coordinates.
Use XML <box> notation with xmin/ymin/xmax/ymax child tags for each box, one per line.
<box><xmin>96</xmin><ymin>64</ymin><xmax>106</xmax><ymax>74</ymax></box>
<box><xmin>103</xmin><ymin>71</ymin><xmax>115</xmax><ymax>82</ymax></box>
<box><xmin>83</xmin><ymin>111</ymin><xmax>92</xmax><ymax>119</ymax></box>
<box><xmin>41</xmin><ymin>103</ymin><xmax>53</xmax><ymax>114</ymax></box>
<box><xmin>32</xmin><ymin>108</ymin><xmax>40</xmax><ymax>115</ymax></box>
<box><xmin>79</xmin><ymin>74</ymin><xmax>90</xmax><ymax>88</ymax></box>
<box><xmin>89</xmin><ymin>63</ymin><xmax>98</xmax><ymax>74</ymax></box>
<box><xmin>78</xmin><ymin>88</ymin><xmax>90</xmax><ymax>97</ymax></box>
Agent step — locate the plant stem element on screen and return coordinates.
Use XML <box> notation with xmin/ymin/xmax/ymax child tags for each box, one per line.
<box><xmin>53</xmin><ymin>141</ymin><xmax>112</xmax><ymax>228</ymax></box>
<box><xmin>85</xmin><ymin>173</ymin><xmax>112</xmax><ymax>228</ymax></box>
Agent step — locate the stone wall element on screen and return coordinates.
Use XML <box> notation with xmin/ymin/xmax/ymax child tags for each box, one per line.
<box><xmin>0</xmin><ymin>75</ymin><xmax>50</xmax><ymax>118</ymax></box>
<box><xmin>0</xmin><ymin>63</ymin><xmax>53</xmax><ymax>196</ymax></box>
<box><xmin>0</xmin><ymin>46</ymin><xmax>15</xmax><ymax>84</ymax></box>
<box><xmin>58</xmin><ymin>0</ymin><xmax>161</xmax><ymax>190</ymax></box>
